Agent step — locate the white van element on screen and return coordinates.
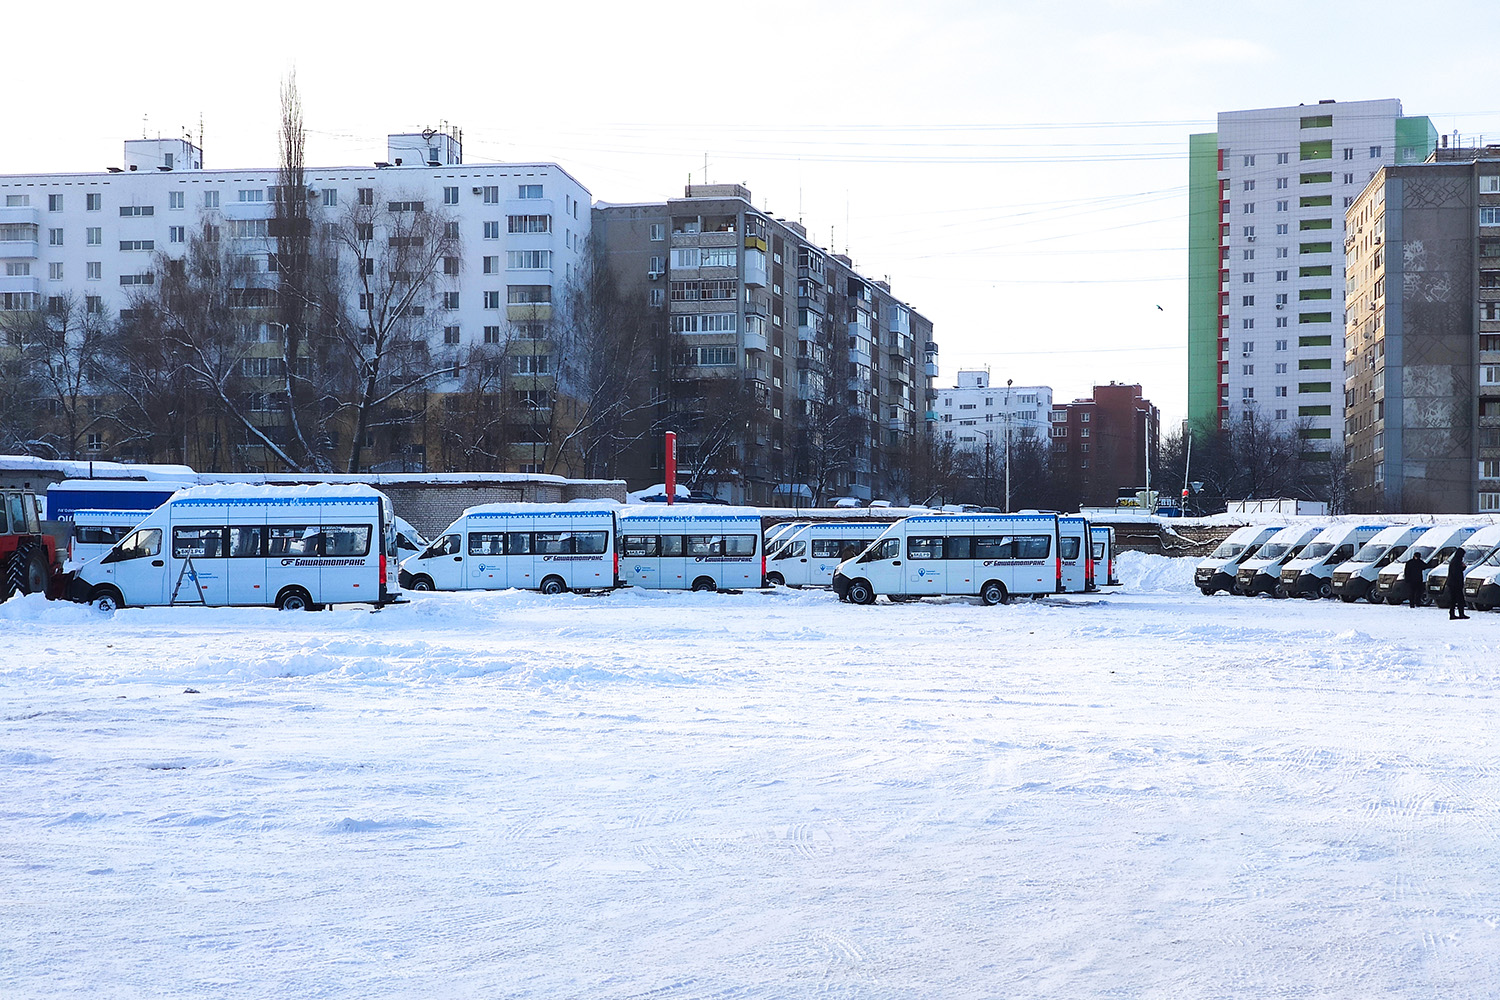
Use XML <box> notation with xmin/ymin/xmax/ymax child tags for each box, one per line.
<box><xmin>617</xmin><ymin>504</ymin><xmax>764</xmax><ymax>591</ymax></box>
<box><xmin>1331</xmin><ymin>525</ymin><xmax>1425</xmax><ymax>603</ymax></box>
<box><xmin>1278</xmin><ymin>524</ymin><xmax>1385</xmax><ymax>599</ymax></box>
<box><xmin>1059</xmin><ymin>516</ymin><xmax>1094</xmax><ymax>594</ymax></box>
<box><xmin>68</xmin><ymin>484</ymin><xmax>401</xmax><ymax>611</ymax></box>
<box><xmin>1375</xmin><ymin>525</ymin><xmax>1479</xmax><ymax>605</ymax></box>
<box><xmin>1193</xmin><ymin>525</ymin><xmax>1284</xmax><ymax>596</ymax></box>
<box><xmin>832</xmin><ymin>513</ymin><xmax>1060</xmax><ymax>606</ymax></box>
<box><xmin>763</xmin><ymin>522</ymin><xmax>888</xmax><ymax>588</ymax></box>
<box><xmin>1090</xmin><ymin>526</ymin><xmax>1118</xmax><ymax>588</ymax></box>
<box><xmin>1425</xmin><ymin>526</ymin><xmax>1500</xmax><ymax>607</ymax></box>
<box><xmin>65</xmin><ymin>508</ymin><xmax>147</xmax><ymax>571</ymax></box>
<box><xmin>1233</xmin><ymin>524</ymin><xmax>1324</xmax><ymax>597</ymax></box>
<box><xmin>393</xmin><ymin>517</ymin><xmax>429</xmax><ymax>561</ymax></box>
<box><xmin>401</xmin><ymin>503</ymin><xmax>619</xmax><ymax>594</ymax></box>
<box><xmin>764</xmin><ymin>521</ymin><xmax>808</xmax><ymax>555</ymax></box>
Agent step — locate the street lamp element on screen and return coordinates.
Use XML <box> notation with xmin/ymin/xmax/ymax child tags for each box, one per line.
<box><xmin>1004</xmin><ymin>379</ymin><xmax>1012</xmax><ymax>513</ymax></box>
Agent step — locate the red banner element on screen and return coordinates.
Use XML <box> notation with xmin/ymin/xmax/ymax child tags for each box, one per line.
<box><xmin>664</xmin><ymin>431</ymin><xmax>677</xmax><ymax>505</ymax></box>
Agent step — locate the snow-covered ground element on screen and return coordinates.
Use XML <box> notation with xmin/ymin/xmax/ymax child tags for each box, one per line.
<box><xmin>4</xmin><ymin>552</ymin><xmax>1499</xmax><ymax>998</ymax></box>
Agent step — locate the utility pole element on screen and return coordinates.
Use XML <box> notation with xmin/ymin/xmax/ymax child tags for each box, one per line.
<box><xmin>1005</xmin><ymin>379</ymin><xmax>1013</xmax><ymax>513</ymax></box>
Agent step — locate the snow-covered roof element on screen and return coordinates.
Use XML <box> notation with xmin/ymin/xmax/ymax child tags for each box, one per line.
<box><xmin>458</xmin><ymin>501</ymin><xmax>621</xmax><ymax>521</ymax></box>
<box><xmin>168</xmin><ymin>483</ymin><xmax>387</xmax><ymax>505</ymax></box>
<box><xmin>617</xmin><ymin>504</ymin><xmax>764</xmax><ymax>522</ymax></box>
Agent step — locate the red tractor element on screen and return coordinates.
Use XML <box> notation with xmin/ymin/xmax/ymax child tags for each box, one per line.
<box><xmin>1</xmin><ymin>489</ymin><xmax>65</xmax><ymax>601</ymax></box>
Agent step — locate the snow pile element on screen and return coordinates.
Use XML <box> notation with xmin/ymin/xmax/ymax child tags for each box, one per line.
<box><xmin>1115</xmin><ymin>550</ymin><xmax>1198</xmax><ymax>594</ymax></box>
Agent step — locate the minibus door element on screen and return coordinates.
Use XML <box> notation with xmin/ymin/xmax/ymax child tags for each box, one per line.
<box><xmin>904</xmin><ymin>534</ymin><xmax>946</xmax><ymax>596</ymax></box>
<box><xmin>505</xmin><ymin>528</ymin><xmax>535</xmax><ymax>589</ymax></box>
<box><xmin>102</xmin><ymin>525</ymin><xmax>169</xmax><ymax>606</ymax></box>
<box><xmin>319</xmin><ymin>518</ymin><xmax>376</xmax><ymax>603</ymax></box>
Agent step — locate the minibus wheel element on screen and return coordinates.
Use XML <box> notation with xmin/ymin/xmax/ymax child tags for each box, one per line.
<box><xmin>89</xmin><ymin>585</ymin><xmax>122</xmax><ymax>613</ymax></box>
<box><xmin>540</xmin><ymin>575</ymin><xmax>567</xmax><ymax>596</ymax></box>
<box><xmin>765</xmin><ymin>572</ymin><xmax>785</xmax><ymax>587</ymax></box>
<box><xmin>408</xmin><ymin>575</ymin><xmax>434</xmax><ymax>591</ymax></box>
<box><xmin>1316</xmin><ymin>581</ymin><xmax>1333</xmax><ymax>599</ymax></box>
<box><xmin>980</xmin><ymin>581</ymin><xmax>1008</xmax><ymax>606</ymax></box>
<box><xmin>1367</xmin><ymin>592</ymin><xmax>1384</xmax><ymax>605</ymax></box>
<box><xmin>276</xmin><ymin>586</ymin><xmax>315</xmax><ymax>611</ymax></box>
<box><xmin>691</xmin><ymin>576</ymin><xmax>717</xmax><ymax>592</ymax></box>
<box><xmin>845</xmin><ymin>579</ymin><xmax>876</xmax><ymax>605</ymax></box>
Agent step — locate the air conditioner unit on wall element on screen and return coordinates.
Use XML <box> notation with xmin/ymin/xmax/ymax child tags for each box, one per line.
<box><xmin>472</xmin><ymin>187</ymin><xmax>483</xmax><ymax>195</ymax></box>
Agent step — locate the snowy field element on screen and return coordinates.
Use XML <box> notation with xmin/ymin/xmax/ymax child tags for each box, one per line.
<box><xmin>3</xmin><ymin>552</ymin><xmax>1499</xmax><ymax>999</ymax></box>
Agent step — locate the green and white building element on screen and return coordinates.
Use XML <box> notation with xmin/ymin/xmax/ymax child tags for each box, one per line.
<box><xmin>1188</xmin><ymin>99</ymin><xmax>1436</xmax><ymax>452</ymax></box>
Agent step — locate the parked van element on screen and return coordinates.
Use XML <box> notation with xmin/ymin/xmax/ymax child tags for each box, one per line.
<box><xmin>393</xmin><ymin>517</ymin><xmax>429</xmax><ymax>561</ymax></box>
<box><xmin>1460</xmin><ymin>536</ymin><xmax>1500</xmax><ymax>611</ymax></box>
<box><xmin>763</xmin><ymin>521</ymin><xmax>808</xmax><ymax>556</ymax></box>
<box><xmin>1331</xmin><ymin>525</ymin><xmax>1426</xmax><ymax>603</ymax></box>
<box><xmin>832</xmin><ymin>513</ymin><xmax>1061</xmax><ymax>606</ymax></box>
<box><xmin>1374</xmin><ymin>525</ymin><xmax>1478</xmax><ymax>605</ymax></box>
<box><xmin>401</xmin><ymin>503</ymin><xmax>619</xmax><ymax>594</ymax></box>
<box><xmin>1278</xmin><ymin>524</ymin><xmax>1385</xmax><ymax>599</ymax></box>
<box><xmin>65</xmin><ymin>508</ymin><xmax>147</xmax><ymax>571</ymax></box>
<box><xmin>1426</xmin><ymin>525</ymin><xmax>1500</xmax><ymax>607</ymax></box>
<box><xmin>617</xmin><ymin>504</ymin><xmax>764</xmax><ymax>591</ymax></box>
<box><xmin>68</xmin><ymin>484</ymin><xmax>401</xmax><ymax>611</ymax></box>
<box><xmin>1090</xmin><ymin>526</ymin><xmax>1119</xmax><ymax>588</ymax></box>
<box><xmin>1233</xmin><ymin>524</ymin><xmax>1323</xmax><ymax>597</ymax></box>
<box><xmin>763</xmin><ymin>522</ymin><xmax>888</xmax><ymax>588</ymax></box>
<box><xmin>1193</xmin><ymin>525</ymin><xmax>1284</xmax><ymax>596</ymax></box>
<box><xmin>1059</xmin><ymin>516</ymin><xmax>1094</xmax><ymax>594</ymax></box>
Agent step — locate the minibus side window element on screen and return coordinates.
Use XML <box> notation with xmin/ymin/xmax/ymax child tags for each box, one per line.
<box><xmin>623</xmin><ymin>535</ymin><xmax>659</xmax><ymax>557</ymax></box>
<box><xmin>506</xmin><ymin>532</ymin><xmax>531</xmax><ymax>555</ymax></box>
<box><xmin>536</xmin><ymin>531</ymin><xmax>575</xmax><ymax>555</ymax></box>
<box><xmin>724</xmin><ymin>535</ymin><xmax>756</xmax><ymax>557</ymax></box>
<box><xmin>323</xmin><ymin>526</ymin><xmax>370</xmax><ymax>557</ymax></box>
<box><xmin>1017</xmin><ymin>535</ymin><xmax>1052</xmax><ymax>559</ymax></box>
<box><xmin>858</xmin><ymin>538</ymin><xmax>899</xmax><ymax>563</ymax></box>
<box><xmin>974</xmin><ymin>536</ymin><xmax>1011</xmax><ymax>560</ymax></box>
<box><xmin>113</xmin><ymin>528</ymin><xmax>162</xmax><ymax>561</ymax></box>
<box><xmin>173</xmin><ymin>526</ymin><xmax>226</xmax><ymax>559</ymax></box>
<box><xmin>576</xmin><ymin>531</ymin><xmax>609</xmax><ymax>555</ymax></box>
<box><xmin>810</xmin><ymin>539</ymin><xmax>839</xmax><ymax>559</ymax></box>
<box><xmin>469</xmin><ymin>532</ymin><xmax>505</xmax><ymax>556</ymax></box>
<box><xmin>661</xmin><ymin>535</ymin><xmax>684</xmax><ymax>557</ymax></box>
<box><xmin>907</xmin><ymin>537</ymin><xmax>942</xmax><ymax>560</ymax></box>
<box><xmin>943</xmin><ymin>536</ymin><xmax>972</xmax><ymax>560</ymax></box>
<box><xmin>686</xmin><ymin>535</ymin><xmax>719</xmax><ymax>557</ymax></box>
<box><xmin>229</xmin><ymin>526</ymin><xmax>264</xmax><ymax>558</ymax></box>
<box><xmin>1092</xmin><ymin>541</ymin><xmax>1106</xmax><ymax>560</ymax></box>
<box><xmin>269</xmin><ymin>525</ymin><xmax>320</xmax><ymax>557</ymax></box>
<box><xmin>1060</xmin><ymin>537</ymin><xmax>1081</xmax><ymax>560</ymax></box>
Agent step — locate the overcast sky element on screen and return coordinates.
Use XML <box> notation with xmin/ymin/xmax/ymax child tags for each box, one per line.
<box><xmin>6</xmin><ymin>0</ymin><xmax>1499</xmax><ymax>426</ymax></box>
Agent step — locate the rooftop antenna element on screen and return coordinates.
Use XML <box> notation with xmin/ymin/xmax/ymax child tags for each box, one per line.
<box><xmin>704</xmin><ymin>152</ymin><xmax>709</xmax><ymax>185</ymax></box>
<box><xmin>142</xmin><ymin>113</ymin><xmax>149</xmax><ymax>139</ymax></box>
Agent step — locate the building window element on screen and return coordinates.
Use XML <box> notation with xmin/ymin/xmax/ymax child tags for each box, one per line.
<box><xmin>387</xmin><ymin>201</ymin><xmax>424</xmax><ymax>214</ymax></box>
<box><xmin>649</xmin><ymin>223</ymin><xmax>666</xmax><ymax>241</ymax></box>
<box><xmin>119</xmin><ymin>239</ymin><xmax>155</xmax><ymax>252</ymax></box>
<box><xmin>323</xmin><ymin>189</ymin><xmax>338</xmax><ymax>207</ymax></box>
<box><xmin>1243</xmin><ymin>319</ymin><xmax>1254</xmax><ymax>329</ymax></box>
<box><xmin>1242</xmin><ymin>364</ymin><xmax>1253</xmax><ymax>375</ymax></box>
<box><xmin>86</xmin><ymin>261</ymin><xmax>101</xmax><ymax>280</ymax></box>
<box><xmin>483</xmin><ymin>325</ymin><xmax>501</xmax><ymax>344</ymax></box>
<box><xmin>1243</xmin><ymin>226</ymin><xmax>1255</xmax><ymax>238</ymax></box>
<box><xmin>1242</xmin><ymin>387</ymin><xmax>1254</xmax><ymax>399</ymax></box>
<box><xmin>1243</xmin><ymin>155</ymin><xmax>1255</xmax><ymax>167</ymax></box>
<box><xmin>1343</xmin><ymin>173</ymin><xmax>1355</xmax><ymax>185</ymax></box>
<box><xmin>1277</xmin><ymin>153</ymin><xmax>1290</xmax><ymax>165</ymax></box>
<box><xmin>48</xmin><ymin>262</ymin><xmax>62</xmax><ymax>281</ymax></box>
<box><xmin>507</xmin><ymin>250</ymin><xmax>552</xmax><ymax>270</ymax></box>
<box><xmin>1243</xmin><ymin>272</ymin><xmax>1255</xmax><ymax>283</ymax></box>
<box><xmin>86</xmin><ymin>192</ymin><xmax>102</xmax><ymax>211</ymax></box>
<box><xmin>1242</xmin><ymin>342</ymin><xmax>1254</xmax><ymax>353</ymax></box>
<box><xmin>1276</xmin><ymin>224</ymin><xmax>1290</xmax><ymax>236</ymax></box>
<box><xmin>483</xmin><ymin>221</ymin><xmax>500</xmax><ymax>240</ymax></box>
<box><xmin>48</xmin><ymin>228</ymin><xmax>62</xmax><ymax>246</ymax></box>
<box><xmin>1276</xmin><ymin>177</ymin><xmax>1288</xmax><ymax>189</ymax></box>
<box><xmin>1274</xmin><ymin>408</ymin><xmax>1287</xmax><ymax>420</ymax></box>
<box><xmin>1275</xmin><ymin>362</ymin><xmax>1288</xmax><ymax>374</ymax></box>
<box><xmin>237</xmin><ymin>189</ymin><xmax>264</xmax><ymax>203</ymax></box>
<box><xmin>1242</xmin><ymin>295</ymin><xmax>1254</xmax><ymax>306</ymax></box>
<box><xmin>1343</xmin><ymin>148</ymin><xmax>1355</xmax><ymax>161</ymax></box>
<box><xmin>169</xmin><ymin>191</ymin><xmax>184</xmax><ymax>210</ymax></box>
<box><xmin>443</xmin><ymin>291</ymin><xmax>460</xmax><ymax>309</ymax></box>
<box><xmin>507</xmin><ymin>285</ymin><xmax>551</xmax><ymax>305</ymax></box>
<box><xmin>1370</xmin><ymin>146</ymin><xmax>1382</xmax><ymax>158</ymax></box>
<box><xmin>1243</xmin><ymin>203</ymin><xmax>1255</xmax><ymax>214</ymax></box>
<box><xmin>483</xmin><ymin>290</ymin><xmax>501</xmax><ymax>309</ymax></box>
<box><xmin>47</xmin><ymin>194</ymin><xmax>62</xmax><ymax>211</ymax></box>
<box><xmin>1243</xmin><ymin>180</ymin><xmax>1255</xmax><ymax>191</ymax></box>
<box><xmin>203</xmin><ymin>190</ymin><xmax>219</xmax><ymax>209</ymax></box>
<box><xmin>358</xmin><ymin>188</ymin><xmax>373</xmax><ymax>206</ymax></box>
<box><xmin>648</xmin><ymin>288</ymin><xmax>664</xmax><ymax>307</ymax></box>
<box><xmin>444</xmin><ymin>186</ymin><xmax>459</xmax><ymax>205</ymax></box>
<box><xmin>1277</xmin><ymin>200</ymin><xmax>1289</xmax><ymax>211</ymax></box>
<box><xmin>169</xmin><ymin>226</ymin><xmax>185</xmax><ymax>243</ymax></box>
<box><xmin>444</xmin><ymin>326</ymin><xmax>460</xmax><ymax>345</ymax></box>
<box><xmin>1276</xmin><ymin>270</ymin><xmax>1288</xmax><ymax>281</ymax></box>
<box><xmin>1480</xmin><ymin>208</ymin><xmax>1500</xmax><ymax>228</ymax></box>
<box><xmin>1275</xmin><ymin>386</ymin><xmax>1288</xmax><ymax>397</ymax></box>
<box><xmin>518</xmin><ymin>184</ymin><xmax>543</xmax><ymax>199</ymax></box>
<box><xmin>1243</xmin><ymin>249</ymin><xmax>1255</xmax><ymax>260</ymax></box>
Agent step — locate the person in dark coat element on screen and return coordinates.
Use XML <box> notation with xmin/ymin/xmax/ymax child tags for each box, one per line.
<box><xmin>1403</xmin><ymin>552</ymin><xmax>1426</xmax><ymax>609</ymax></box>
<box><xmin>1448</xmin><ymin>548</ymin><xmax>1469</xmax><ymax>619</ymax></box>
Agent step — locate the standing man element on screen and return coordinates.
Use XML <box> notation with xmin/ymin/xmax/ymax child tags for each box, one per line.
<box><xmin>1448</xmin><ymin>547</ymin><xmax>1469</xmax><ymax>620</ymax></box>
<box><xmin>1403</xmin><ymin>552</ymin><xmax>1426</xmax><ymax>609</ymax></box>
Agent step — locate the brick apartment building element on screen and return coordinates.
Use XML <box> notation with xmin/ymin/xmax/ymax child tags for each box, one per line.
<box><xmin>1048</xmin><ymin>383</ymin><xmax>1160</xmax><ymax>508</ymax></box>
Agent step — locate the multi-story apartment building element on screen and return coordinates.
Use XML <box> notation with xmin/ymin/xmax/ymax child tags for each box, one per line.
<box><xmin>594</xmin><ymin>185</ymin><xmax>937</xmax><ymax>504</ymax></box>
<box><xmin>933</xmin><ymin>369</ymin><xmax>1050</xmax><ymax>455</ymax></box>
<box><xmin>1188</xmin><ymin>100</ymin><xmax>1437</xmax><ymax>457</ymax></box>
<box><xmin>1048</xmin><ymin>382</ymin><xmax>1159</xmax><ymax>509</ymax></box>
<box><xmin>1344</xmin><ymin>143</ymin><xmax>1500</xmax><ymax>513</ymax></box>
<box><xmin>0</xmin><ymin>130</ymin><xmax>592</xmax><ymax>473</ymax></box>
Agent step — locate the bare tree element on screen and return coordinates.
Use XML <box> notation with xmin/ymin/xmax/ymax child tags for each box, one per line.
<box><xmin>0</xmin><ymin>295</ymin><xmax>112</xmax><ymax>459</ymax></box>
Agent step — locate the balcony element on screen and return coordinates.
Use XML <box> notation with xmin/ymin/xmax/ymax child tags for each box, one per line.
<box><xmin>0</xmin><ymin>239</ymin><xmax>39</xmax><ymax>259</ymax></box>
<box><xmin>0</xmin><ymin>274</ymin><xmax>40</xmax><ymax>296</ymax></box>
<box><xmin>797</xmin><ymin>323</ymin><xmax>819</xmax><ymax>343</ymax></box>
<box><xmin>924</xmin><ymin>361</ymin><xmax>940</xmax><ymax>378</ymax></box>
<box><xmin>743</xmin><ymin>251</ymin><xmax>767</xmax><ymax>288</ymax></box>
<box><xmin>924</xmin><ymin>410</ymin><xmax>939</xmax><ymax>421</ymax></box>
<box><xmin>743</xmin><ymin>326</ymin><xmax>768</xmax><ymax>353</ymax></box>
<box><xmin>0</xmin><ymin>205</ymin><xmax>40</xmax><ymax>228</ymax></box>
<box><xmin>848</xmin><ymin>347</ymin><xmax>872</xmax><ymax>368</ymax></box>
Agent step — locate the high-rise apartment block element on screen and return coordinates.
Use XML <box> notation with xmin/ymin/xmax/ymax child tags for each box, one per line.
<box><xmin>0</xmin><ymin>130</ymin><xmax>593</xmax><ymax>472</ymax></box>
<box><xmin>594</xmin><ymin>185</ymin><xmax>937</xmax><ymax>504</ymax></box>
<box><xmin>1048</xmin><ymin>383</ymin><xmax>1159</xmax><ymax>509</ymax></box>
<box><xmin>1189</xmin><ymin>100</ymin><xmax>1437</xmax><ymax>456</ymax></box>
<box><xmin>1345</xmin><ymin>144</ymin><xmax>1500</xmax><ymax>512</ymax></box>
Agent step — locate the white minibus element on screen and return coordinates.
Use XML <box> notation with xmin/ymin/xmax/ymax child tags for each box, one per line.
<box><xmin>1233</xmin><ymin>524</ymin><xmax>1323</xmax><ymax>597</ymax></box>
<box><xmin>1090</xmin><ymin>526</ymin><xmax>1118</xmax><ymax>588</ymax></box>
<box><xmin>763</xmin><ymin>520</ymin><xmax>808</xmax><ymax>555</ymax></box>
<box><xmin>1426</xmin><ymin>525</ymin><xmax>1500</xmax><ymax>607</ymax></box>
<box><xmin>1375</xmin><ymin>525</ymin><xmax>1478</xmax><ymax>605</ymax></box>
<box><xmin>1059</xmin><ymin>516</ymin><xmax>1093</xmax><ymax>594</ymax></box>
<box><xmin>763</xmin><ymin>521</ymin><xmax>888</xmax><ymax>588</ymax></box>
<box><xmin>831</xmin><ymin>513</ymin><xmax>1061</xmax><ymax>606</ymax></box>
<box><xmin>618</xmin><ymin>504</ymin><xmax>764</xmax><ymax>591</ymax></box>
<box><xmin>401</xmin><ymin>503</ymin><xmax>619</xmax><ymax>594</ymax></box>
<box><xmin>1278</xmin><ymin>524</ymin><xmax>1385</xmax><ymax>599</ymax></box>
<box><xmin>1331</xmin><ymin>524</ymin><xmax>1425</xmax><ymax>603</ymax></box>
<box><xmin>68</xmin><ymin>484</ymin><xmax>400</xmax><ymax>611</ymax></box>
<box><xmin>1194</xmin><ymin>525</ymin><xmax>1284</xmax><ymax>596</ymax></box>
<box><xmin>65</xmin><ymin>509</ymin><xmax>147</xmax><ymax>571</ymax></box>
